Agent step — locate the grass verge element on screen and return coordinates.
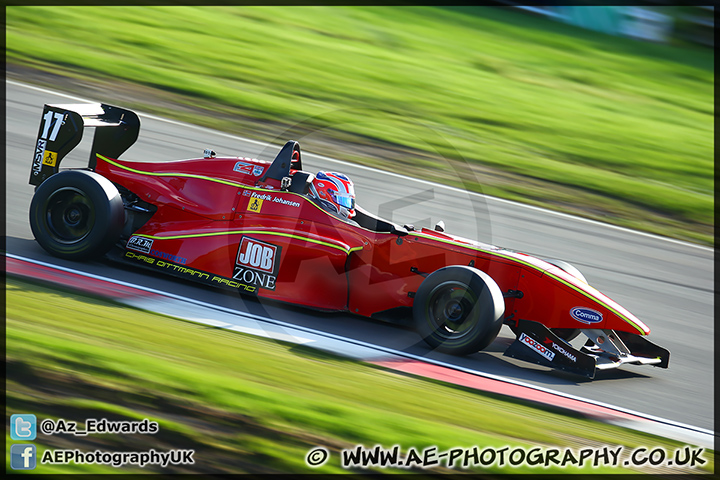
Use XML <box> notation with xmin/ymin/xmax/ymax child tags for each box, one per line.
<box><xmin>5</xmin><ymin>277</ymin><xmax>713</xmax><ymax>474</ymax></box>
<box><xmin>5</xmin><ymin>6</ymin><xmax>713</xmax><ymax>245</ymax></box>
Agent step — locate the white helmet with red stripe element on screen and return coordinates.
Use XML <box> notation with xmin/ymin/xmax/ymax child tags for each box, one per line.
<box><xmin>309</xmin><ymin>171</ymin><xmax>356</xmax><ymax>219</ymax></box>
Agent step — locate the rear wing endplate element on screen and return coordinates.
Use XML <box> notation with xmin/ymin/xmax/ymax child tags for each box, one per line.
<box><xmin>29</xmin><ymin>103</ymin><xmax>140</xmax><ymax>186</ymax></box>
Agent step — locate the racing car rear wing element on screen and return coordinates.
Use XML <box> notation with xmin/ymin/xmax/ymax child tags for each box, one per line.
<box><xmin>30</xmin><ymin>103</ymin><xmax>140</xmax><ymax>186</ymax></box>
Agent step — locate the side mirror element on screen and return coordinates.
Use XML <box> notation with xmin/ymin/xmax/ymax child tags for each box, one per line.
<box><xmin>435</xmin><ymin>220</ymin><xmax>445</xmax><ymax>232</ymax></box>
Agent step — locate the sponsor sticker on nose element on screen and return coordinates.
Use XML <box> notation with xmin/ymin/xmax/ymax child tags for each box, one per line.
<box><xmin>570</xmin><ymin>307</ymin><xmax>603</xmax><ymax>324</ymax></box>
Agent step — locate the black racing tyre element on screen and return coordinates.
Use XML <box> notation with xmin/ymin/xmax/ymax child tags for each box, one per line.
<box><xmin>413</xmin><ymin>266</ymin><xmax>505</xmax><ymax>355</ymax></box>
<box><xmin>29</xmin><ymin>170</ymin><xmax>125</xmax><ymax>260</ymax></box>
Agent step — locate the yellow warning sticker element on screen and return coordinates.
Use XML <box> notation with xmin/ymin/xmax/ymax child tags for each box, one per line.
<box><xmin>248</xmin><ymin>197</ymin><xmax>264</xmax><ymax>213</ymax></box>
<box><xmin>43</xmin><ymin>150</ymin><xmax>58</xmax><ymax>167</ymax></box>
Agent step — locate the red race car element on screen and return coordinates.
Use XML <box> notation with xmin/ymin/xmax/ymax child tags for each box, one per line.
<box><xmin>28</xmin><ymin>103</ymin><xmax>669</xmax><ymax>378</ymax></box>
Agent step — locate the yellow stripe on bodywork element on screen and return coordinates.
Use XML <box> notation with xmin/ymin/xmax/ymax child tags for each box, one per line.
<box><xmin>410</xmin><ymin>232</ymin><xmax>646</xmax><ymax>334</ymax></box>
<box><xmin>98</xmin><ymin>154</ymin><xmax>252</xmax><ymax>188</ymax></box>
<box><xmin>134</xmin><ymin>230</ymin><xmax>361</xmax><ymax>255</ymax></box>
<box><xmin>97</xmin><ymin>153</ymin><xmax>367</xmax><ymax>226</ymax></box>
<box><xmin>98</xmin><ymin>155</ymin><xmax>363</xmax><ymax>254</ymax></box>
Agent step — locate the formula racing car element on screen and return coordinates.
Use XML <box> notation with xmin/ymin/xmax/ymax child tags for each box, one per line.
<box><xmin>28</xmin><ymin>103</ymin><xmax>670</xmax><ymax>378</ymax></box>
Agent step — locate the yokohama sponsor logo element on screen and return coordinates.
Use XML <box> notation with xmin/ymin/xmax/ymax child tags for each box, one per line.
<box><xmin>519</xmin><ymin>333</ymin><xmax>555</xmax><ymax>361</ymax></box>
<box><xmin>544</xmin><ymin>337</ymin><xmax>577</xmax><ymax>362</ymax></box>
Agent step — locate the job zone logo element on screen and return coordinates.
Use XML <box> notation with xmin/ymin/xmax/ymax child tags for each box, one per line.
<box><xmin>570</xmin><ymin>307</ymin><xmax>603</xmax><ymax>325</ymax></box>
<box><xmin>519</xmin><ymin>333</ymin><xmax>555</xmax><ymax>361</ymax></box>
<box><xmin>233</xmin><ymin>236</ymin><xmax>281</xmax><ymax>290</ymax></box>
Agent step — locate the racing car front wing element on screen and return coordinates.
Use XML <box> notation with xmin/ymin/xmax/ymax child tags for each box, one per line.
<box><xmin>504</xmin><ymin>319</ymin><xmax>670</xmax><ymax>379</ymax></box>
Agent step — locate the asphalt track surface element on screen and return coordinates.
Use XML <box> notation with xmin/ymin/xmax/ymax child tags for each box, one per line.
<box><xmin>6</xmin><ymin>81</ymin><xmax>714</xmax><ymax>432</ymax></box>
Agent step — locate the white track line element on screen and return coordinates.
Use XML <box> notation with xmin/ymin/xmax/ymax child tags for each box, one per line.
<box><xmin>7</xmin><ymin>252</ymin><xmax>714</xmax><ymax>449</ymax></box>
<box><xmin>8</xmin><ymin>79</ymin><xmax>711</xmax><ymax>252</ymax></box>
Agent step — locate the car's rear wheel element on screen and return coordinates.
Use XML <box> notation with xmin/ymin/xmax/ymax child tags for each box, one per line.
<box><xmin>413</xmin><ymin>266</ymin><xmax>505</xmax><ymax>355</ymax></box>
<box><xmin>30</xmin><ymin>170</ymin><xmax>124</xmax><ymax>260</ymax></box>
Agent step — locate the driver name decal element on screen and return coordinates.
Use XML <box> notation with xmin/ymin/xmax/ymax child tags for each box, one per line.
<box><xmin>234</xmin><ymin>236</ymin><xmax>282</xmax><ymax>290</ymax></box>
<box><xmin>250</xmin><ymin>191</ymin><xmax>301</xmax><ymax>208</ymax></box>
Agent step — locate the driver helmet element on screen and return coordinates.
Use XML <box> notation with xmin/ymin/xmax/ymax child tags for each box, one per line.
<box><xmin>309</xmin><ymin>171</ymin><xmax>356</xmax><ymax>219</ymax></box>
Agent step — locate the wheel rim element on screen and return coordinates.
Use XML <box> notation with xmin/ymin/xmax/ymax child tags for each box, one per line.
<box><xmin>426</xmin><ymin>280</ymin><xmax>478</xmax><ymax>340</ymax></box>
<box><xmin>45</xmin><ymin>187</ymin><xmax>95</xmax><ymax>244</ymax></box>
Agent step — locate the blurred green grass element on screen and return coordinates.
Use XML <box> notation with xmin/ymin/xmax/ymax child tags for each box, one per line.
<box><xmin>8</xmin><ymin>277</ymin><xmax>709</xmax><ymax>474</ymax></box>
<box><xmin>5</xmin><ymin>6</ymin><xmax>713</xmax><ymax>243</ymax></box>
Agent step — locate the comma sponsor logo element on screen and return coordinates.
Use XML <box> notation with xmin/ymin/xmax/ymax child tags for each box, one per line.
<box><xmin>233</xmin><ymin>236</ymin><xmax>281</xmax><ymax>290</ymax></box>
<box><xmin>519</xmin><ymin>333</ymin><xmax>555</xmax><ymax>361</ymax></box>
<box><xmin>570</xmin><ymin>307</ymin><xmax>603</xmax><ymax>325</ymax></box>
<box><xmin>127</xmin><ymin>236</ymin><xmax>153</xmax><ymax>254</ymax></box>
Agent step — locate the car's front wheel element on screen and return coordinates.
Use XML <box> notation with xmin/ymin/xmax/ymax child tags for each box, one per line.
<box><xmin>413</xmin><ymin>266</ymin><xmax>505</xmax><ymax>355</ymax></box>
<box><xmin>29</xmin><ymin>170</ymin><xmax>124</xmax><ymax>260</ymax></box>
